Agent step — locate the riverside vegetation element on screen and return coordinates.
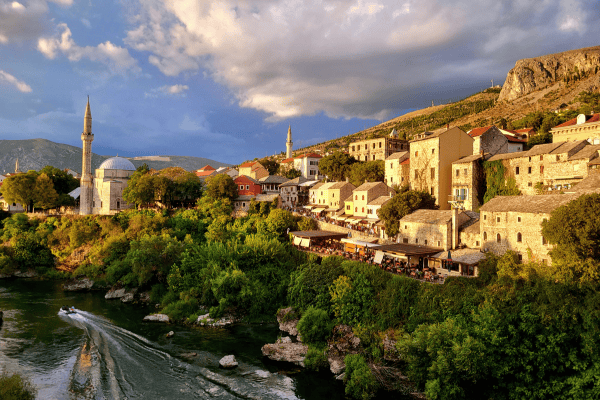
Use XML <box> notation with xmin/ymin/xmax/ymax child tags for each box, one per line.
<box><xmin>1</xmin><ymin>189</ymin><xmax>600</xmax><ymax>399</ymax></box>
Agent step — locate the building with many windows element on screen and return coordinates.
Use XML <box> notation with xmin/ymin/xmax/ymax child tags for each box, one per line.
<box><xmin>550</xmin><ymin>114</ymin><xmax>600</xmax><ymax>144</ymax></box>
<box><xmin>349</xmin><ymin>129</ymin><xmax>408</xmax><ymax>161</ymax></box>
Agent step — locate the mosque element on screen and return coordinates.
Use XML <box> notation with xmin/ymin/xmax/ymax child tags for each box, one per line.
<box><xmin>79</xmin><ymin>98</ymin><xmax>136</xmax><ymax>215</ymax></box>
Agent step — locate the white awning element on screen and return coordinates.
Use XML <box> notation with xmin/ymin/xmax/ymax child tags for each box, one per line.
<box><xmin>373</xmin><ymin>251</ymin><xmax>385</xmax><ymax>264</ymax></box>
<box><xmin>341</xmin><ymin>238</ymin><xmax>380</xmax><ymax>248</ymax></box>
<box><xmin>293</xmin><ymin>236</ymin><xmax>302</xmax><ymax>246</ymax></box>
<box><xmin>300</xmin><ymin>238</ymin><xmax>311</xmax><ymax>247</ymax></box>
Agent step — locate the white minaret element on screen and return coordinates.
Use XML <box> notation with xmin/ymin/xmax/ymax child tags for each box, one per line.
<box><xmin>286</xmin><ymin>125</ymin><xmax>293</xmax><ymax>159</ymax></box>
<box><xmin>80</xmin><ymin>97</ymin><xmax>94</xmax><ymax>215</ymax></box>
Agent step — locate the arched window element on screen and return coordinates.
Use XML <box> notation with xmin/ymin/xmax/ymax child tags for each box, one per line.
<box><xmin>517</xmin><ymin>232</ymin><xmax>522</xmax><ymax>242</ymax></box>
<box><xmin>483</xmin><ymin>232</ymin><xmax>487</xmax><ymax>240</ymax></box>
<box><xmin>496</xmin><ymin>233</ymin><xmax>501</xmax><ymax>243</ymax></box>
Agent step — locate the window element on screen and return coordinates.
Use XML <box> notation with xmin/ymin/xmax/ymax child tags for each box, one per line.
<box><xmin>309</xmin><ymin>170</ymin><xmax>316</xmax><ymax>175</ymax></box>
<box><xmin>390</xmin><ymin>163</ymin><xmax>393</xmax><ymax>169</ymax></box>
<box><xmin>242</xmin><ymin>202</ymin><xmax>246</xmax><ymax>207</ymax></box>
<box><xmin>355</xmin><ymin>195</ymin><xmax>357</xmax><ymax>200</ymax></box>
<box><xmin>483</xmin><ymin>214</ymin><xmax>487</xmax><ymax>220</ymax></box>
<box><xmin>424</xmin><ymin>240</ymin><xmax>428</xmax><ymax>245</ymax></box>
<box><xmin>372</xmin><ymin>155</ymin><xmax>376</xmax><ymax>160</ymax></box>
<box><xmin>357</xmin><ymin>145</ymin><xmax>361</xmax><ymax>151</ymax></box>
<box><xmin>362</xmin><ymin>195</ymin><xmax>364</xmax><ymax>200</ymax></box>
<box><xmin>116</xmin><ymin>201</ymin><xmax>120</xmax><ymax>209</ymax></box>
<box><xmin>437</xmin><ymin>241</ymin><xmax>441</xmax><ymax>247</ymax></box>
<box><xmin>516</xmin><ymin>166</ymin><xmax>520</xmax><ymax>175</ymax></box>
<box><xmin>476</xmin><ymin>240</ymin><xmax>480</xmax><ymax>246</ymax></box>
<box><xmin>415</xmin><ymin>151</ymin><xmax>419</xmax><ymax>157</ymax></box>
<box><xmin>430</xmin><ymin>167</ymin><xmax>435</xmax><ymax>179</ymax></box>
<box><xmin>355</xmin><ymin>207</ymin><xmax>357</xmax><ymax>212</ymax></box>
<box><xmin>379</xmin><ymin>141</ymin><xmax>382</xmax><ymax>148</ymax></box>
<box><xmin>415</xmin><ymin>170</ymin><xmax>418</xmax><ymax>179</ymax></box>
<box><xmin>372</xmin><ymin>143</ymin><xmax>376</xmax><ymax>149</ymax></box>
<box><xmin>540</xmin><ymin>155</ymin><xmax>543</xmax><ymax>161</ymax></box>
<box><xmin>431</xmin><ymin>148</ymin><xmax>435</xmax><ymax>154</ymax></box>
<box><xmin>430</xmin><ymin>187</ymin><xmax>434</xmax><ymax>196</ymax></box>
<box><xmin>518</xmin><ymin>254</ymin><xmax>523</xmax><ymax>262</ymax></box>
<box><xmin>464</xmin><ymin>168</ymin><xmax>467</xmax><ymax>176</ymax></box>
<box><xmin>352</xmin><ymin>146</ymin><xmax>355</xmax><ymax>152</ymax></box>
<box><xmin>542</xmin><ymin>236</ymin><xmax>547</xmax><ymax>245</ymax></box>
<box><xmin>404</xmin><ymin>225</ymin><xmax>407</xmax><ymax>229</ymax></box>
<box><xmin>415</xmin><ymin>238</ymin><xmax>418</xmax><ymax>244</ymax></box>
<box><xmin>528</xmin><ymin>166</ymin><xmax>532</xmax><ymax>174</ymax></box>
<box><xmin>390</xmin><ymin>177</ymin><xmax>393</xmax><ymax>183</ymax></box>
<box><xmin>528</xmin><ymin>182</ymin><xmax>532</xmax><ymax>187</ymax></box>
<box><xmin>456</xmin><ymin>169</ymin><xmax>459</xmax><ymax>177</ymax></box>
<box><xmin>517</xmin><ymin>216</ymin><xmax>521</xmax><ymax>222</ymax></box>
<box><xmin>528</xmin><ymin>156</ymin><xmax>532</xmax><ymax>162</ymax></box>
<box><xmin>246</xmin><ymin>185</ymin><xmax>249</xmax><ymax>190</ymax></box>
<box><xmin>240</xmin><ymin>185</ymin><xmax>244</xmax><ymax>190</ymax></box>
<box><xmin>483</xmin><ymin>232</ymin><xmax>487</xmax><ymax>240</ymax></box>
<box><xmin>517</xmin><ymin>232</ymin><xmax>522</xmax><ymax>242</ymax></box>
<box><xmin>403</xmin><ymin>238</ymin><xmax>408</xmax><ymax>243</ymax></box>
<box><xmin>346</xmin><ymin>205</ymin><xmax>350</xmax><ymax>210</ymax></box>
<box><xmin>540</xmin><ymin>165</ymin><xmax>544</xmax><ymax>173</ymax></box>
<box><xmin>496</xmin><ymin>216</ymin><xmax>500</xmax><ymax>222</ymax></box>
<box><xmin>361</xmin><ymin>207</ymin><xmax>364</xmax><ymax>213</ymax></box>
<box><xmin>556</xmin><ymin>155</ymin><xmax>560</xmax><ymax>161</ymax></box>
<box><xmin>496</xmin><ymin>233</ymin><xmax>501</xmax><ymax>243</ymax></box>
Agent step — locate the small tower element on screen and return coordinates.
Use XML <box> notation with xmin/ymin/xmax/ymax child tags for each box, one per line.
<box><xmin>14</xmin><ymin>158</ymin><xmax>21</xmax><ymax>174</ymax></box>
<box><xmin>286</xmin><ymin>125</ymin><xmax>293</xmax><ymax>159</ymax></box>
<box><xmin>80</xmin><ymin>97</ymin><xmax>94</xmax><ymax>215</ymax></box>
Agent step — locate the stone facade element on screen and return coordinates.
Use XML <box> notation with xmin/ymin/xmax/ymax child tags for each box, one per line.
<box><xmin>327</xmin><ymin>182</ymin><xmax>356</xmax><ymax>210</ymax></box>
<box><xmin>352</xmin><ymin>182</ymin><xmax>391</xmax><ymax>218</ymax></box>
<box><xmin>398</xmin><ymin>209</ymin><xmax>470</xmax><ymax>251</ymax></box>
<box><xmin>384</xmin><ymin>151</ymin><xmax>410</xmax><ymax>187</ymax></box>
<box><xmin>451</xmin><ymin>155</ymin><xmax>484</xmax><ymax>211</ymax></box>
<box><xmin>551</xmin><ymin>114</ymin><xmax>600</xmax><ymax>144</ymax></box>
<box><xmin>279</xmin><ymin>176</ymin><xmax>310</xmax><ymax>208</ymax></box>
<box><xmin>91</xmin><ymin>158</ymin><xmax>135</xmax><ymax>215</ymax></box>
<box><xmin>409</xmin><ymin>127</ymin><xmax>474</xmax><ymax>209</ymax></box>
<box><xmin>233</xmin><ymin>194</ymin><xmax>281</xmax><ymax>213</ymax></box>
<box><xmin>349</xmin><ymin>130</ymin><xmax>408</xmax><ymax>162</ymax></box>
<box><xmin>238</xmin><ymin>161</ymin><xmax>269</xmax><ymax>180</ymax></box>
<box><xmin>487</xmin><ymin>140</ymin><xmax>599</xmax><ymax>195</ymax></box>
<box><xmin>469</xmin><ymin>125</ymin><xmax>508</xmax><ymax>156</ymax></box>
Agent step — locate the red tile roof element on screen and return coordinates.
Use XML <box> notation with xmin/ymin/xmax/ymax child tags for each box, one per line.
<box><xmin>239</xmin><ymin>161</ymin><xmax>257</xmax><ymax>168</ymax></box>
<box><xmin>515</xmin><ymin>128</ymin><xmax>535</xmax><ymax>134</ymax></box>
<box><xmin>400</xmin><ymin>159</ymin><xmax>410</xmax><ymax>165</ymax></box>
<box><xmin>198</xmin><ymin>165</ymin><xmax>215</xmax><ymax>171</ymax></box>
<box><xmin>554</xmin><ymin>114</ymin><xmax>600</xmax><ymax>128</ymax></box>
<box><xmin>468</xmin><ymin>126</ymin><xmax>493</xmax><ymax>138</ymax></box>
<box><xmin>196</xmin><ymin>170</ymin><xmax>216</xmax><ymax>177</ymax></box>
<box><xmin>281</xmin><ymin>158</ymin><xmax>293</xmax><ymax>163</ymax></box>
<box><xmin>504</xmin><ymin>135</ymin><xmax>527</xmax><ymax>143</ymax></box>
<box><xmin>295</xmin><ymin>153</ymin><xmax>322</xmax><ymax>159</ymax></box>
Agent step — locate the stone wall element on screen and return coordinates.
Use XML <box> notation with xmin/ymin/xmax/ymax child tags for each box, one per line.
<box><xmin>398</xmin><ymin>220</ymin><xmax>450</xmax><ymax>250</ymax></box>
<box><xmin>480</xmin><ymin>210</ymin><xmax>552</xmax><ymax>263</ymax></box>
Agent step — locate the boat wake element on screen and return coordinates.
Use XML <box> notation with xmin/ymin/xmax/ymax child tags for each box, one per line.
<box><xmin>59</xmin><ymin>309</ymin><xmax>299</xmax><ymax>399</ymax></box>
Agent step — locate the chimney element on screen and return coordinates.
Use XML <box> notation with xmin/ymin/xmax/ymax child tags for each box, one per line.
<box><xmin>446</xmin><ymin>124</ymin><xmax>449</xmax><ymax>130</ymax></box>
<box><xmin>452</xmin><ymin>206</ymin><xmax>459</xmax><ymax>250</ymax></box>
<box><xmin>346</xmin><ymin>176</ymin><xmax>349</xmax><ymax>183</ymax></box>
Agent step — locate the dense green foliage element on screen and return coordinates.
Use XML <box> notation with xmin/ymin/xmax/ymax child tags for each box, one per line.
<box><xmin>203</xmin><ymin>174</ymin><xmax>238</xmax><ymax>200</ymax></box>
<box><xmin>348</xmin><ymin>161</ymin><xmax>384</xmax><ymax>187</ymax></box>
<box><xmin>280</xmin><ymin>167</ymin><xmax>302</xmax><ymax>179</ymax></box>
<box><xmin>377</xmin><ymin>187</ymin><xmax>438</xmax><ymax>237</ymax></box>
<box><xmin>482</xmin><ymin>160</ymin><xmax>520</xmax><ymax>203</ymax></box>
<box><xmin>0</xmin><ymin>372</ymin><xmax>37</xmax><ymax>400</ymax></box>
<box><xmin>344</xmin><ymin>354</ymin><xmax>378</xmax><ymax>400</ymax></box>
<box><xmin>318</xmin><ymin>152</ymin><xmax>357</xmax><ymax>181</ymax></box>
<box><xmin>297</xmin><ymin>306</ymin><xmax>333</xmax><ymax>344</ymax></box>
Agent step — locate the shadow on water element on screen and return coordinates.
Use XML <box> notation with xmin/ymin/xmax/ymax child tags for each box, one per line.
<box><xmin>0</xmin><ymin>280</ymin><xmax>347</xmax><ymax>400</ymax></box>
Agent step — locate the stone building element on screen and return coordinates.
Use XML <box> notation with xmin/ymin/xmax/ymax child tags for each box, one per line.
<box><xmin>195</xmin><ymin>165</ymin><xmax>217</xmax><ymax>181</ymax></box>
<box><xmin>91</xmin><ymin>156</ymin><xmax>136</xmax><ymax>215</ymax></box>
<box><xmin>486</xmin><ymin>140</ymin><xmax>600</xmax><ymax>195</ymax></box>
<box><xmin>398</xmin><ymin>209</ymin><xmax>472</xmax><ymax>251</ymax></box>
<box><xmin>384</xmin><ymin>151</ymin><xmax>409</xmax><ymax>187</ymax></box>
<box><xmin>309</xmin><ymin>182</ymin><xmax>333</xmax><ymax>206</ymax></box>
<box><xmin>279</xmin><ymin>176</ymin><xmax>309</xmax><ymax>208</ymax></box>
<box><xmin>409</xmin><ymin>127</ymin><xmax>474</xmax><ymax>209</ymax></box>
<box><xmin>352</xmin><ymin>182</ymin><xmax>392</xmax><ymax>218</ymax></box>
<box><xmin>451</xmin><ymin>154</ymin><xmax>484</xmax><ymax>211</ymax></box>
<box><xmin>233</xmin><ymin>194</ymin><xmax>280</xmax><ymax>214</ymax></box>
<box><xmin>259</xmin><ymin>175</ymin><xmax>288</xmax><ymax>195</ymax></box>
<box><xmin>326</xmin><ymin>181</ymin><xmax>356</xmax><ymax>210</ymax></box>
<box><xmin>478</xmin><ymin>193</ymin><xmax>587</xmax><ymax>263</ymax></box>
<box><xmin>238</xmin><ymin>161</ymin><xmax>269</xmax><ymax>180</ymax></box>
<box><xmin>349</xmin><ymin>129</ymin><xmax>409</xmax><ymax>162</ymax></box>
<box><xmin>367</xmin><ymin>195</ymin><xmax>391</xmax><ymax>221</ymax></box>
<box><xmin>550</xmin><ymin>114</ymin><xmax>600</xmax><ymax>144</ymax></box>
<box><xmin>281</xmin><ymin>153</ymin><xmax>323</xmax><ymax>180</ymax></box>
<box><xmin>468</xmin><ymin>125</ymin><xmax>508</xmax><ymax>156</ymax></box>
<box><xmin>234</xmin><ymin>175</ymin><xmax>262</xmax><ymax>196</ymax></box>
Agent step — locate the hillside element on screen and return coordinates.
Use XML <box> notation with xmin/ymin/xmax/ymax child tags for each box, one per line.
<box><xmin>0</xmin><ymin>138</ymin><xmax>230</xmax><ymax>175</ymax></box>
<box><xmin>293</xmin><ymin>46</ymin><xmax>600</xmax><ymax>157</ymax></box>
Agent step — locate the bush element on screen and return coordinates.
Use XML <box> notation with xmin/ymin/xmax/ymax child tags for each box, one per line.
<box><xmin>297</xmin><ymin>307</ymin><xmax>333</xmax><ymax>344</ymax></box>
<box><xmin>0</xmin><ymin>372</ymin><xmax>37</xmax><ymax>400</ymax></box>
<box><xmin>304</xmin><ymin>344</ymin><xmax>329</xmax><ymax>371</ymax></box>
<box><xmin>344</xmin><ymin>354</ymin><xmax>378</xmax><ymax>400</ymax></box>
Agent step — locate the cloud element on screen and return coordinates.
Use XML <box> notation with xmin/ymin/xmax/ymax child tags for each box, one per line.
<box><xmin>81</xmin><ymin>18</ymin><xmax>91</xmax><ymax>28</ymax></box>
<box><xmin>0</xmin><ymin>70</ymin><xmax>32</xmax><ymax>92</ymax></box>
<box><xmin>37</xmin><ymin>23</ymin><xmax>140</xmax><ymax>75</ymax></box>
<box><xmin>144</xmin><ymin>84</ymin><xmax>189</xmax><ymax>98</ymax></box>
<box><xmin>124</xmin><ymin>0</ymin><xmax>600</xmax><ymax>121</ymax></box>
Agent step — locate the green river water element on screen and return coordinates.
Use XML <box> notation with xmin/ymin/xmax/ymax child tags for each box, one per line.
<box><xmin>0</xmin><ymin>279</ymin><xmax>349</xmax><ymax>400</ymax></box>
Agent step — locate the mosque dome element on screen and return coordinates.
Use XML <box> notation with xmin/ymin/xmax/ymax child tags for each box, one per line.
<box><xmin>98</xmin><ymin>156</ymin><xmax>136</xmax><ymax>171</ymax></box>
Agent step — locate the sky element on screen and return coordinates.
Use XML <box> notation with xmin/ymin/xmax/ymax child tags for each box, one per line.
<box><xmin>0</xmin><ymin>0</ymin><xmax>599</xmax><ymax>165</ymax></box>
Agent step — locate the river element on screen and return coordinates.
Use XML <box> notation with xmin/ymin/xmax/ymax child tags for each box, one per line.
<box><xmin>0</xmin><ymin>279</ymin><xmax>347</xmax><ymax>400</ymax></box>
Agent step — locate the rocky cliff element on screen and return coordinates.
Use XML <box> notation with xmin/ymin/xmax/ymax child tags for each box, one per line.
<box><xmin>498</xmin><ymin>46</ymin><xmax>600</xmax><ymax>102</ymax></box>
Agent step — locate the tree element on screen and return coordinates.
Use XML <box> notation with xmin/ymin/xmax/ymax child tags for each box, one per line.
<box><xmin>39</xmin><ymin>166</ymin><xmax>79</xmax><ymax>194</ymax></box>
<box><xmin>542</xmin><ymin>193</ymin><xmax>600</xmax><ymax>264</ymax></box>
<box><xmin>319</xmin><ymin>152</ymin><xmax>357</xmax><ymax>181</ymax></box>
<box><xmin>0</xmin><ymin>171</ymin><xmax>37</xmax><ymax>212</ymax></box>
<box><xmin>32</xmin><ymin>173</ymin><xmax>59</xmax><ymax>210</ymax></box>
<box><xmin>281</xmin><ymin>167</ymin><xmax>302</xmax><ymax>179</ymax></box>
<box><xmin>377</xmin><ymin>189</ymin><xmax>438</xmax><ymax>238</ymax></box>
<box><xmin>348</xmin><ymin>161</ymin><xmax>384</xmax><ymax>187</ymax></box>
<box><xmin>123</xmin><ymin>170</ymin><xmax>155</xmax><ymax>208</ymax></box>
<box><xmin>259</xmin><ymin>158</ymin><xmax>280</xmax><ymax>175</ymax></box>
<box><xmin>204</xmin><ymin>174</ymin><xmax>238</xmax><ymax>200</ymax></box>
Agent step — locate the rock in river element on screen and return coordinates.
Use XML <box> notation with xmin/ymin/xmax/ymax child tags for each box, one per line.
<box><xmin>219</xmin><ymin>355</ymin><xmax>238</xmax><ymax>369</ymax></box>
<box><xmin>63</xmin><ymin>278</ymin><xmax>94</xmax><ymax>292</ymax></box>
<box><xmin>143</xmin><ymin>313</ymin><xmax>170</xmax><ymax>323</ymax></box>
<box><xmin>261</xmin><ymin>342</ymin><xmax>308</xmax><ymax>367</ymax></box>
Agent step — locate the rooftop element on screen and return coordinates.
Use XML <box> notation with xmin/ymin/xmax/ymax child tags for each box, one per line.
<box><xmin>554</xmin><ymin>113</ymin><xmax>600</xmax><ymax>128</ymax></box>
<box><xmin>386</xmin><ymin>151</ymin><xmax>409</xmax><ymax>161</ymax></box>
<box><xmin>368</xmin><ymin>195</ymin><xmax>392</xmax><ymax>206</ymax></box>
<box><xmin>400</xmin><ymin>209</ymin><xmax>453</xmax><ymax>225</ymax></box>
<box><xmin>259</xmin><ymin>175</ymin><xmax>289</xmax><ymax>184</ymax></box>
<box><xmin>479</xmin><ymin>192</ymin><xmax>585</xmax><ymax>213</ymax></box>
<box><xmin>355</xmin><ymin>181</ymin><xmax>388</xmax><ymax>192</ymax></box>
<box><xmin>452</xmin><ymin>154</ymin><xmax>483</xmax><ymax>164</ymax></box>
